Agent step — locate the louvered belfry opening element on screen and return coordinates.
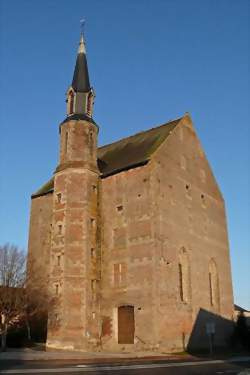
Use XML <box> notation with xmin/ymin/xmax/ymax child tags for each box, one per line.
<box><xmin>118</xmin><ymin>305</ymin><xmax>135</xmax><ymax>344</ymax></box>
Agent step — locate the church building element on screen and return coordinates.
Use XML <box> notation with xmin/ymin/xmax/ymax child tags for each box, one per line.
<box><xmin>27</xmin><ymin>33</ymin><xmax>234</xmax><ymax>352</ymax></box>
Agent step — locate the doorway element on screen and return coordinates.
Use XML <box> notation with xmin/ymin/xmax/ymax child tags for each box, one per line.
<box><xmin>118</xmin><ymin>305</ymin><xmax>135</xmax><ymax>344</ymax></box>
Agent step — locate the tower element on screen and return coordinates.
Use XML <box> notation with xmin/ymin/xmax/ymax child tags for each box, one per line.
<box><xmin>47</xmin><ymin>33</ymin><xmax>100</xmax><ymax>350</ymax></box>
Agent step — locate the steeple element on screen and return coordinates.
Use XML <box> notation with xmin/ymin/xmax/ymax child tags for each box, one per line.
<box><xmin>66</xmin><ymin>32</ymin><xmax>95</xmax><ymax>118</ymax></box>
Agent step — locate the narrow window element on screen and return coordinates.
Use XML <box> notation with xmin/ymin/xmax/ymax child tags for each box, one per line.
<box><xmin>91</xmin><ymin>248</ymin><xmax>95</xmax><ymax>258</ymax></box>
<box><xmin>65</xmin><ymin>131</ymin><xmax>68</xmax><ymax>155</ymax></box>
<box><xmin>55</xmin><ymin>284</ymin><xmax>59</xmax><ymax>295</ymax></box>
<box><xmin>90</xmin><ymin>218</ymin><xmax>95</xmax><ymax>228</ymax></box>
<box><xmin>178</xmin><ymin>263</ymin><xmax>184</xmax><ymax>302</ymax></box>
<box><xmin>91</xmin><ymin>279</ymin><xmax>96</xmax><ymax>292</ymax></box>
<box><xmin>92</xmin><ymin>185</ymin><xmax>97</xmax><ymax>193</ymax></box>
<box><xmin>209</xmin><ymin>272</ymin><xmax>213</xmax><ymax>306</ymax></box>
<box><xmin>116</xmin><ymin>205</ymin><xmax>123</xmax><ymax>212</ymax></box>
<box><xmin>91</xmin><ymin>280</ymin><xmax>97</xmax><ymax>301</ymax></box>
<box><xmin>58</xmin><ymin>225</ymin><xmax>62</xmax><ymax>235</ymax></box>
<box><xmin>69</xmin><ymin>91</ymin><xmax>74</xmax><ymax>114</ymax></box>
<box><xmin>57</xmin><ymin>193</ymin><xmax>62</xmax><ymax>203</ymax></box>
<box><xmin>57</xmin><ymin>255</ymin><xmax>61</xmax><ymax>266</ymax></box>
<box><xmin>87</xmin><ymin>92</ymin><xmax>92</xmax><ymax>116</ymax></box>
<box><xmin>114</xmin><ymin>263</ymin><xmax>126</xmax><ymax>287</ymax></box>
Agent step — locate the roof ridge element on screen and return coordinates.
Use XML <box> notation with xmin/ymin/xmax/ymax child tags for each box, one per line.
<box><xmin>98</xmin><ymin>116</ymin><xmax>183</xmax><ymax>151</ymax></box>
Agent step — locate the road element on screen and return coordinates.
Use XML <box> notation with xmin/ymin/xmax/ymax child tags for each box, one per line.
<box><xmin>0</xmin><ymin>358</ymin><xmax>250</xmax><ymax>374</ymax></box>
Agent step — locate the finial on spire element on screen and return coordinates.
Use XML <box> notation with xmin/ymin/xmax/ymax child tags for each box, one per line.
<box><xmin>80</xmin><ymin>18</ymin><xmax>85</xmax><ymax>36</ymax></box>
<box><xmin>78</xmin><ymin>19</ymin><xmax>86</xmax><ymax>54</ymax></box>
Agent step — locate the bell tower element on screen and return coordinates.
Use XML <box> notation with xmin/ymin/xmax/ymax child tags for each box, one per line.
<box><xmin>47</xmin><ymin>32</ymin><xmax>101</xmax><ymax>350</ymax></box>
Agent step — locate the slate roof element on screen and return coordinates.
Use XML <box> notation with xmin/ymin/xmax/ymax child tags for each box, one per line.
<box><xmin>72</xmin><ymin>52</ymin><xmax>90</xmax><ymax>93</ymax></box>
<box><xmin>31</xmin><ymin>117</ymin><xmax>182</xmax><ymax>198</ymax></box>
<box><xmin>234</xmin><ymin>304</ymin><xmax>250</xmax><ymax>313</ymax></box>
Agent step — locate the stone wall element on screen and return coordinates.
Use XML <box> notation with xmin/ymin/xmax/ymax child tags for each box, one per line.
<box><xmin>27</xmin><ymin>193</ymin><xmax>53</xmax><ymax>293</ymax></box>
<box><xmin>100</xmin><ymin>164</ymin><xmax>159</xmax><ymax>351</ymax></box>
<box><xmin>151</xmin><ymin>115</ymin><xmax>234</xmax><ymax>351</ymax></box>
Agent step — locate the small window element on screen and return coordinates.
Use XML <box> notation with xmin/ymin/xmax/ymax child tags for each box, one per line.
<box><xmin>209</xmin><ymin>272</ymin><xmax>213</xmax><ymax>306</ymax></box>
<box><xmin>117</xmin><ymin>205</ymin><xmax>123</xmax><ymax>212</ymax></box>
<box><xmin>178</xmin><ymin>263</ymin><xmax>184</xmax><ymax>302</ymax></box>
<box><xmin>55</xmin><ymin>284</ymin><xmax>59</xmax><ymax>295</ymax></box>
<box><xmin>57</xmin><ymin>255</ymin><xmax>61</xmax><ymax>266</ymax></box>
<box><xmin>58</xmin><ymin>225</ymin><xmax>62</xmax><ymax>235</ymax></box>
<box><xmin>185</xmin><ymin>184</ymin><xmax>190</xmax><ymax>190</ymax></box>
<box><xmin>65</xmin><ymin>131</ymin><xmax>68</xmax><ymax>155</ymax></box>
<box><xmin>90</xmin><ymin>218</ymin><xmax>95</xmax><ymax>228</ymax></box>
<box><xmin>69</xmin><ymin>91</ymin><xmax>74</xmax><ymax>114</ymax></box>
<box><xmin>92</xmin><ymin>185</ymin><xmax>97</xmax><ymax>193</ymax></box>
<box><xmin>91</xmin><ymin>248</ymin><xmax>95</xmax><ymax>258</ymax></box>
<box><xmin>57</xmin><ymin>193</ymin><xmax>62</xmax><ymax>203</ymax></box>
<box><xmin>114</xmin><ymin>263</ymin><xmax>127</xmax><ymax>287</ymax></box>
<box><xmin>91</xmin><ymin>279</ymin><xmax>96</xmax><ymax>292</ymax></box>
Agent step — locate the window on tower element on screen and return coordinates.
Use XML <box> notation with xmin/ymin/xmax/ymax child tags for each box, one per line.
<box><xmin>68</xmin><ymin>91</ymin><xmax>74</xmax><ymax>114</ymax></box>
<box><xmin>87</xmin><ymin>92</ymin><xmax>93</xmax><ymax>116</ymax></box>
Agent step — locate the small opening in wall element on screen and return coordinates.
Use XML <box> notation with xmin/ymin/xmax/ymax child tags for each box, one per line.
<box><xmin>201</xmin><ymin>194</ymin><xmax>205</xmax><ymax>199</ymax></box>
<box><xmin>58</xmin><ymin>225</ymin><xmax>62</xmax><ymax>235</ymax></box>
<box><xmin>117</xmin><ymin>205</ymin><xmax>123</xmax><ymax>212</ymax></box>
<box><xmin>57</xmin><ymin>255</ymin><xmax>61</xmax><ymax>266</ymax></box>
<box><xmin>138</xmin><ymin>194</ymin><xmax>141</xmax><ymax>198</ymax></box>
<box><xmin>65</xmin><ymin>132</ymin><xmax>68</xmax><ymax>154</ymax></box>
<box><xmin>91</xmin><ymin>279</ymin><xmax>96</xmax><ymax>292</ymax></box>
<box><xmin>138</xmin><ymin>307</ymin><xmax>142</xmax><ymax>311</ymax></box>
<box><xmin>55</xmin><ymin>284</ymin><xmax>59</xmax><ymax>295</ymax></box>
<box><xmin>90</xmin><ymin>218</ymin><xmax>95</xmax><ymax>227</ymax></box>
<box><xmin>91</xmin><ymin>248</ymin><xmax>95</xmax><ymax>258</ymax></box>
<box><xmin>92</xmin><ymin>312</ymin><xmax>96</xmax><ymax>319</ymax></box>
<box><xmin>92</xmin><ymin>185</ymin><xmax>97</xmax><ymax>193</ymax></box>
<box><xmin>186</xmin><ymin>184</ymin><xmax>190</xmax><ymax>190</ymax></box>
<box><xmin>57</xmin><ymin>193</ymin><xmax>62</xmax><ymax>203</ymax></box>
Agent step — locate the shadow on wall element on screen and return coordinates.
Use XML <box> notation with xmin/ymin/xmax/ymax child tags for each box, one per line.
<box><xmin>187</xmin><ymin>308</ymin><xmax>234</xmax><ymax>354</ymax></box>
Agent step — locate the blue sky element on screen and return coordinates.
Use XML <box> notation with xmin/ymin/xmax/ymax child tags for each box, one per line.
<box><xmin>0</xmin><ymin>0</ymin><xmax>249</xmax><ymax>309</ymax></box>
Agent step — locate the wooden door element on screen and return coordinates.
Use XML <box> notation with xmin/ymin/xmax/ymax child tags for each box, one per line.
<box><xmin>118</xmin><ymin>305</ymin><xmax>135</xmax><ymax>344</ymax></box>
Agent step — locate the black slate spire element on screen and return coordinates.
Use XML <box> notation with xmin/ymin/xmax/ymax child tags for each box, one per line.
<box><xmin>72</xmin><ymin>34</ymin><xmax>90</xmax><ymax>93</ymax></box>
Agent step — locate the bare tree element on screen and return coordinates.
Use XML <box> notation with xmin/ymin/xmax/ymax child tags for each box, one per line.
<box><xmin>0</xmin><ymin>244</ymin><xmax>26</xmax><ymax>351</ymax></box>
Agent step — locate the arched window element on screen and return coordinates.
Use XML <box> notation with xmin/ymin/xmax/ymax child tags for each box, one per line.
<box><xmin>68</xmin><ymin>91</ymin><xmax>74</xmax><ymax>114</ymax></box>
<box><xmin>208</xmin><ymin>259</ymin><xmax>220</xmax><ymax>309</ymax></box>
<box><xmin>178</xmin><ymin>248</ymin><xmax>191</xmax><ymax>303</ymax></box>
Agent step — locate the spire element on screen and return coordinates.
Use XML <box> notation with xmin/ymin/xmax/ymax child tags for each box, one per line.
<box><xmin>72</xmin><ymin>33</ymin><xmax>90</xmax><ymax>93</ymax></box>
<box><xmin>66</xmin><ymin>27</ymin><xmax>95</xmax><ymax>119</ymax></box>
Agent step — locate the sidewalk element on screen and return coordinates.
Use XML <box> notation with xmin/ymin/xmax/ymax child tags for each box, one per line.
<box><xmin>0</xmin><ymin>348</ymin><xmax>192</xmax><ymax>362</ymax></box>
<box><xmin>0</xmin><ymin>347</ymin><xmax>249</xmax><ymax>364</ymax></box>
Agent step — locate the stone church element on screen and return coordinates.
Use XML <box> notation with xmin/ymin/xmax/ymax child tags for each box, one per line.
<box><xmin>27</xmin><ymin>33</ymin><xmax>234</xmax><ymax>352</ymax></box>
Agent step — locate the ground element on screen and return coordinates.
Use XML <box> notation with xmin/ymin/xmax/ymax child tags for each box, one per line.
<box><xmin>0</xmin><ymin>349</ymin><xmax>249</xmax><ymax>374</ymax></box>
